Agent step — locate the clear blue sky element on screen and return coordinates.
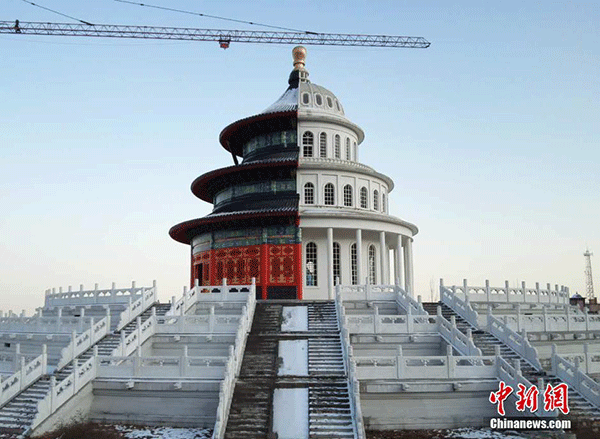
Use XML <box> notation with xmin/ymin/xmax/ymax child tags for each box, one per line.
<box><xmin>1</xmin><ymin>1</ymin><xmax>598</xmax><ymax>312</ymax></box>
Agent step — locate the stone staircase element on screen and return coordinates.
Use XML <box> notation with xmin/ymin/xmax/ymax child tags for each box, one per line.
<box><xmin>309</xmin><ymin>381</ymin><xmax>354</xmax><ymax>438</ymax></box>
<box><xmin>0</xmin><ymin>302</ymin><xmax>171</xmax><ymax>438</ymax></box>
<box><xmin>224</xmin><ymin>303</ymin><xmax>281</xmax><ymax>439</ymax></box>
<box><xmin>223</xmin><ymin>301</ymin><xmax>359</xmax><ymax>439</ymax></box>
<box><xmin>423</xmin><ymin>301</ymin><xmax>600</xmax><ymax>426</ymax></box>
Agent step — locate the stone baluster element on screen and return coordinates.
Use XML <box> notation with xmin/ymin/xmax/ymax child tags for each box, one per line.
<box><xmin>396</xmin><ymin>345</ymin><xmax>404</xmax><ymax>379</ymax></box>
<box><xmin>181</xmin><ymin>345</ymin><xmax>188</xmax><ymax>377</ymax></box>
<box><xmin>447</xmin><ymin>344</ymin><xmax>454</xmax><ymax>378</ymax></box>
<box><xmin>209</xmin><ymin>305</ymin><xmax>215</xmax><ymax>334</ymax></box>
<box><xmin>14</xmin><ymin>343</ymin><xmax>21</xmax><ymax>371</ymax></box>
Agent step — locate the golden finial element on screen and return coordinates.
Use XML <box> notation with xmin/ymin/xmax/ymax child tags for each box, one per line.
<box><xmin>292</xmin><ymin>46</ymin><xmax>307</xmax><ymax>71</ymax></box>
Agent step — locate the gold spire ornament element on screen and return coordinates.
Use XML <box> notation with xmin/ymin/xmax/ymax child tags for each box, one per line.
<box><xmin>292</xmin><ymin>46</ymin><xmax>307</xmax><ymax>71</ymax></box>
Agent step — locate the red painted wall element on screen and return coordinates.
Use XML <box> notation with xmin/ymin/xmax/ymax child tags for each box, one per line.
<box><xmin>191</xmin><ymin>243</ymin><xmax>302</xmax><ymax>299</ymax></box>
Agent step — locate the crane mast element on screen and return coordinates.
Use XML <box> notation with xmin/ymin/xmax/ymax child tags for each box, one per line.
<box><xmin>0</xmin><ymin>21</ymin><xmax>430</xmax><ymax>49</ymax></box>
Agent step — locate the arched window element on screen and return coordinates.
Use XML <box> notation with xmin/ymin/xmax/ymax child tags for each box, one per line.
<box><xmin>302</xmin><ymin>93</ymin><xmax>310</xmax><ymax>105</ymax></box>
<box><xmin>333</xmin><ymin>242</ymin><xmax>341</xmax><ymax>284</ymax></box>
<box><xmin>324</xmin><ymin>183</ymin><xmax>335</xmax><ymax>205</ymax></box>
<box><xmin>382</xmin><ymin>193</ymin><xmax>386</xmax><ymax>212</ymax></box>
<box><xmin>368</xmin><ymin>245</ymin><xmax>377</xmax><ymax>284</ymax></box>
<box><xmin>306</xmin><ymin>242</ymin><xmax>317</xmax><ymax>286</ymax></box>
<box><xmin>360</xmin><ymin>187</ymin><xmax>368</xmax><ymax>209</ymax></box>
<box><xmin>319</xmin><ymin>132</ymin><xmax>327</xmax><ymax>158</ymax></box>
<box><xmin>373</xmin><ymin>190</ymin><xmax>379</xmax><ymax>211</ymax></box>
<box><xmin>345</xmin><ymin>138</ymin><xmax>351</xmax><ymax>160</ymax></box>
<box><xmin>353</xmin><ymin>142</ymin><xmax>357</xmax><ymax>161</ymax></box>
<box><xmin>315</xmin><ymin>94</ymin><xmax>323</xmax><ymax>106</ymax></box>
<box><xmin>302</xmin><ymin>131</ymin><xmax>314</xmax><ymax>157</ymax></box>
<box><xmin>304</xmin><ymin>183</ymin><xmax>315</xmax><ymax>205</ymax></box>
<box><xmin>343</xmin><ymin>184</ymin><xmax>353</xmax><ymax>207</ymax></box>
<box><xmin>350</xmin><ymin>243</ymin><xmax>358</xmax><ymax>285</ymax></box>
<box><xmin>334</xmin><ymin>134</ymin><xmax>341</xmax><ymax>159</ymax></box>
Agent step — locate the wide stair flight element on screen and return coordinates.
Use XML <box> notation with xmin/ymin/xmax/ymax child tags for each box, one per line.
<box><xmin>0</xmin><ymin>303</ymin><xmax>171</xmax><ymax>439</ymax></box>
<box><xmin>224</xmin><ymin>300</ymin><xmax>358</xmax><ymax>439</ymax></box>
<box><xmin>422</xmin><ymin>302</ymin><xmax>600</xmax><ymax>426</ymax></box>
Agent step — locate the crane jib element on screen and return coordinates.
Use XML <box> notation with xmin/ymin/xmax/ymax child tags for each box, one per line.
<box><xmin>0</xmin><ymin>21</ymin><xmax>431</xmax><ymax>48</ymax></box>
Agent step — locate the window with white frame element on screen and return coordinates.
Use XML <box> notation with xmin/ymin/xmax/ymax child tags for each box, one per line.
<box><xmin>324</xmin><ymin>183</ymin><xmax>335</xmax><ymax>205</ymax></box>
<box><xmin>345</xmin><ymin>138</ymin><xmax>351</xmax><ymax>160</ymax></box>
<box><xmin>304</xmin><ymin>182</ymin><xmax>314</xmax><ymax>204</ymax></box>
<box><xmin>306</xmin><ymin>242</ymin><xmax>317</xmax><ymax>286</ymax></box>
<box><xmin>373</xmin><ymin>190</ymin><xmax>379</xmax><ymax>211</ymax></box>
<box><xmin>368</xmin><ymin>244</ymin><xmax>376</xmax><ymax>284</ymax></box>
<box><xmin>382</xmin><ymin>192</ymin><xmax>386</xmax><ymax>212</ymax></box>
<box><xmin>302</xmin><ymin>131</ymin><xmax>314</xmax><ymax>157</ymax></box>
<box><xmin>333</xmin><ymin>242</ymin><xmax>341</xmax><ymax>284</ymax></box>
<box><xmin>351</xmin><ymin>243</ymin><xmax>358</xmax><ymax>285</ymax></box>
<box><xmin>343</xmin><ymin>184</ymin><xmax>353</xmax><ymax>207</ymax></box>
<box><xmin>334</xmin><ymin>134</ymin><xmax>341</xmax><ymax>159</ymax></box>
<box><xmin>319</xmin><ymin>132</ymin><xmax>327</xmax><ymax>158</ymax></box>
<box><xmin>360</xmin><ymin>187</ymin><xmax>368</xmax><ymax>209</ymax></box>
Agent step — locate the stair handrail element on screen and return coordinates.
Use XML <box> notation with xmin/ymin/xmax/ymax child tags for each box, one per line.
<box><xmin>30</xmin><ymin>354</ymin><xmax>98</xmax><ymax>433</ymax></box>
<box><xmin>486</xmin><ymin>310</ymin><xmax>543</xmax><ymax>371</ymax></box>
<box><xmin>0</xmin><ymin>346</ymin><xmax>48</xmax><ymax>409</ymax></box>
<box><xmin>440</xmin><ymin>281</ymin><xmax>481</xmax><ymax>329</ymax></box>
<box><xmin>496</xmin><ymin>355</ymin><xmax>556</xmax><ymax>418</ymax></box>
<box><xmin>165</xmin><ymin>285</ymin><xmax>198</xmax><ymax>317</ymax></box>
<box><xmin>551</xmin><ymin>345</ymin><xmax>600</xmax><ymax>409</ymax></box>
<box><xmin>336</xmin><ymin>289</ymin><xmax>367</xmax><ymax>439</ymax></box>
<box><xmin>212</xmin><ymin>280</ymin><xmax>256</xmax><ymax>439</ymax></box>
<box><xmin>19</xmin><ymin>307</ymin><xmax>157</xmax><ymax>436</ymax></box>
<box><xmin>115</xmin><ymin>284</ymin><xmax>157</xmax><ymax>331</ymax></box>
<box><xmin>56</xmin><ymin>315</ymin><xmax>110</xmax><ymax>370</ymax></box>
<box><xmin>111</xmin><ymin>312</ymin><xmax>157</xmax><ymax>358</ymax></box>
<box><xmin>435</xmin><ymin>306</ymin><xmax>482</xmax><ymax>357</ymax></box>
<box><xmin>394</xmin><ymin>284</ymin><xmax>427</xmax><ymax>316</ymax></box>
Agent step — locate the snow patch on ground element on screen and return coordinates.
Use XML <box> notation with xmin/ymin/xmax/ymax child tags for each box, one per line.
<box><xmin>281</xmin><ymin>306</ymin><xmax>308</xmax><ymax>332</ymax></box>
<box><xmin>272</xmin><ymin>388</ymin><xmax>309</xmax><ymax>439</ymax></box>
<box><xmin>115</xmin><ymin>425</ymin><xmax>212</xmax><ymax>439</ymax></box>
<box><xmin>278</xmin><ymin>339</ymin><xmax>308</xmax><ymax>376</ymax></box>
<box><xmin>445</xmin><ymin>428</ymin><xmax>526</xmax><ymax>438</ymax></box>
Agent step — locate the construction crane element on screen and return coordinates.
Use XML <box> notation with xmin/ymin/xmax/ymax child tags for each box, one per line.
<box><xmin>585</xmin><ymin>248</ymin><xmax>595</xmax><ymax>301</ymax></box>
<box><xmin>0</xmin><ymin>20</ymin><xmax>430</xmax><ymax>49</ymax></box>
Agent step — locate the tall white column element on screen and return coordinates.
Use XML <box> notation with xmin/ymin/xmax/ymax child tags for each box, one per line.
<box><xmin>327</xmin><ymin>228</ymin><xmax>334</xmax><ymax>299</ymax></box>
<box><xmin>395</xmin><ymin>234</ymin><xmax>403</xmax><ymax>286</ymax></box>
<box><xmin>356</xmin><ymin>229</ymin><xmax>363</xmax><ymax>285</ymax></box>
<box><xmin>379</xmin><ymin>231</ymin><xmax>387</xmax><ymax>284</ymax></box>
<box><xmin>403</xmin><ymin>237</ymin><xmax>414</xmax><ymax>295</ymax></box>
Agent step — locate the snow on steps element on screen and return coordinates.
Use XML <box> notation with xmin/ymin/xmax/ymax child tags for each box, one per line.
<box><xmin>223</xmin><ymin>300</ymin><xmax>359</xmax><ymax>439</ymax></box>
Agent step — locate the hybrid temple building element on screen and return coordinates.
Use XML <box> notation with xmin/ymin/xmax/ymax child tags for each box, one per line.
<box><xmin>170</xmin><ymin>46</ymin><xmax>416</xmax><ymax>301</ymax></box>
<box><xmin>0</xmin><ymin>48</ymin><xmax>599</xmax><ymax>439</ymax></box>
